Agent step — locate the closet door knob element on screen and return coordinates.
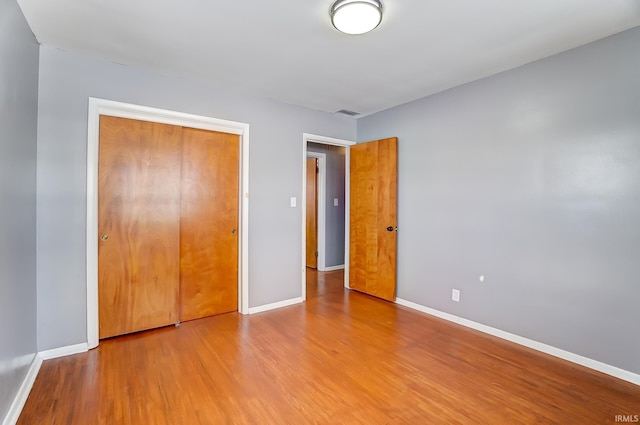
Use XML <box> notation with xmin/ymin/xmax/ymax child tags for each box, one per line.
<box><xmin>100</xmin><ymin>234</ymin><xmax>109</xmax><ymax>241</ymax></box>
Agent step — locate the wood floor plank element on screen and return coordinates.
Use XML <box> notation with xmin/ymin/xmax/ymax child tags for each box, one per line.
<box><xmin>18</xmin><ymin>270</ymin><xmax>640</xmax><ymax>424</ymax></box>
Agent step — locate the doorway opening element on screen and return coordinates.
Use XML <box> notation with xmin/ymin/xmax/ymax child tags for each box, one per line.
<box><xmin>301</xmin><ymin>134</ymin><xmax>354</xmax><ymax>301</ymax></box>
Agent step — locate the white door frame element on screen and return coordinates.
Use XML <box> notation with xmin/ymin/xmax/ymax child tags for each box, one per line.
<box><xmin>86</xmin><ymin>98</ymin><xmax>250</xmax><ymax>349</ymax></box>
<box><xmin>301</xmin><ymin>133</ymin><xmax>355</xmax><ymax>300</ymax></box>
<box><xmin>306</xmin><ymin>152</ymin><xmax>326</xmax><ymax>271</ymax></box>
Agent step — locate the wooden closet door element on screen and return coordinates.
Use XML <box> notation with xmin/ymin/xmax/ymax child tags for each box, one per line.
<box><xmin>98</xmin><ymin>116</ymin><xmax>182</xmax><ymax>339</ymax></box>
<box><xmin>180</xmin><ymin>128</ymin><xmax>240</xmax><ymax>321</ymax></box>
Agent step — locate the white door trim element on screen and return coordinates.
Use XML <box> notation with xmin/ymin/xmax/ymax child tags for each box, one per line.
<box><xmin>306</xmin><ymin>152</ymin><xmax>326</xmax><ymax>271</ymax></box>
<box><xmin>86</xmin><ymin>98</ymin><xmax>250</xmax><ymax>349</ymax></box>
<box><xmin>302</xmin><ymin>133</ymin><xmax>355</xmax><ymax>300</ymax></box>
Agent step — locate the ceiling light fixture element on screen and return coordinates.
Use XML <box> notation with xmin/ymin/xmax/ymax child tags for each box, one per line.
<box><xmin>331</xmin><ymin>0</ymin><xmax>383</xmax><ymax>35</ymax></box>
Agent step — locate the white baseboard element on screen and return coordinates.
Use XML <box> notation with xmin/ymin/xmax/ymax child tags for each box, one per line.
<box><xmin>2</xmin><ymin>354</ymin><xmax>42</xmax><ymax>425</ymax></box>
<box><xmin>39</xmin><ymin>343</ymin><xmax>88</xmax><ymax>360</ymax></box>
<box><xmin>322</xmin><ymin>264</ymin><xmax>345</xmax><ymax>272</ymax></box>
<box><xmin>3</xmin><ymin>343</ymin><xmax>90</xmax><ymax>424</ymax></box>
<box><xmin>248</xmin><ymin>297</ymin><xmax>303</xmax><ymax>314</ymax></box>
<box><xmin>395</xmin><ymin>298</ymin><xmax>640</xmax><ymax>387</ymax></box>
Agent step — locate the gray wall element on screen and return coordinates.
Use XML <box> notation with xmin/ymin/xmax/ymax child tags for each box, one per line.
<box><xmin>36</xmin><ymin>46</ymin><xmax>356</xmax><ymax>351</ymax></box>
<box><xmin>0</xmin><ymin>0</ymin><xmax>39</xmax><ymax>419</ymax></box>
<box><xmin>308</xmin><ymin>142</ymin><xmax>346</xmax><ymax>267</ymax></box>
<box><xmin>358</xmin><ymin>27</ymin><xmax>640</xmax><ymax>374</ymax></box>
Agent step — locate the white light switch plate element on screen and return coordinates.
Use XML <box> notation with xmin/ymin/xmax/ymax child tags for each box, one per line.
<box><xmin>452</xmin><ymin>289</ymin><xmax>460</xmax><ymax>302</ymax></box>
<box><xmin>334</xmin><ymin>198</ymin><xmax>339</xmax><ymax>206</ymax></box>
<box><xmin>290</xmin><ymin>197</ymin><xmax>297</xmax><ymax>208</ymax></box>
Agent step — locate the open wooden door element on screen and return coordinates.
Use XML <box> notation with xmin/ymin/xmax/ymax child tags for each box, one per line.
<box><xmin>306</xmin><ymin>157</ymin><xmax>318</xmax><ymax>268</ymax></box>
<box><xmin>349</xmin><ymin>137</ymin><xmax>397</xmax><ymax>301</ymax></box>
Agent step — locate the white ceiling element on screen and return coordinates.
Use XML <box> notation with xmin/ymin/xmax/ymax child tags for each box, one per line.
<box><xmin>17</xmin><ymin>0</ymin><xmax>640</xmax><ymax>117</ymax></box>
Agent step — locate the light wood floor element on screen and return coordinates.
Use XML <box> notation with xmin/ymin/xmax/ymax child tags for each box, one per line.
<box><xmin>19</xmin><ymin>270</ymin><xmax>640</xmax><ymax>424</ymax></box>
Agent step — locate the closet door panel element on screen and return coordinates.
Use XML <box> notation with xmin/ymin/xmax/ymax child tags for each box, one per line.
<box><xmin>180</xmin><ymin>128</ymin><xmax>239</xmax><ymax>321</ymax></box>
<box><xmin>98</xmin><ymin>116</ymin><xmax>182</xmax><ymax>339</ymax></box>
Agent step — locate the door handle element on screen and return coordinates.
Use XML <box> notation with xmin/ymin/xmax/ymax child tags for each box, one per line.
<box><xmin>100</xmin><ymin>234</ymin><xmax>109</xmax><ymax>241</ymax></box>
<box><xmin>232</xmin><ymin>229</ymin><xmax>237</xmax><ymax>234</ymax></box>
<box><xmin>386</xmin><ymin>226</ymin><xmax>394</xmax><ymax>232</ymax></box>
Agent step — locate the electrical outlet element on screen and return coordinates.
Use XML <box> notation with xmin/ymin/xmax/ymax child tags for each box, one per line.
<box><xmin>452</xmin><ymin>289</ymin><xmax>460</xmax><ymax>302</ymax></box>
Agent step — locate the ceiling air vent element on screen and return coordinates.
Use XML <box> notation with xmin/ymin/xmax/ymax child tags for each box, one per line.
<box><xmin>336</xmin><ymin>109</ymin><xmax>360</xmax><ymax>117</ymax></box>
